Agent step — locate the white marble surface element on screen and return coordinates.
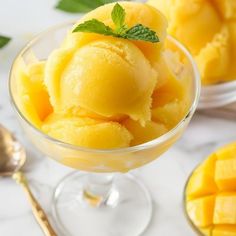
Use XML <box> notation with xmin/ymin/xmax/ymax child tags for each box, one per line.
<box><xmin>1</xmin><ymin>1</ymin><xmax>236</xmax><ymax>235</ymax></box>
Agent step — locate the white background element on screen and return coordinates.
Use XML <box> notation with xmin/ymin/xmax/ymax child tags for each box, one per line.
<box><xmin>1</xmin><ymin>0</ymin><xmax>236</xmax><ymax>235</ymax></box>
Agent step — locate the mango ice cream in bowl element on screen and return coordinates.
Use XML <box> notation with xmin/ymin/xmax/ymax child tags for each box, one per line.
<box><xmin>148</xmin><ymin>0</ymin><xmax>236</xmax><ymax>109</ymax></box>
<box><xmin>9</xmin><ymin>2</ymin><xmax>200</xmax><ymax>235</ymax></box>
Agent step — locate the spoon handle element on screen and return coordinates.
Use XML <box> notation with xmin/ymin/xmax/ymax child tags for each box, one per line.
<box><xmin>13</xmin><ymin>172</ymin><xmax>57</xmax><ymax>236</ymax></box>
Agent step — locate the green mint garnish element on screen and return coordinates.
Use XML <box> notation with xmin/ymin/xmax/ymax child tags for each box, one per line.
<box><xmin>55</xmin><ymin>0</ymin><xmax>116</xmax><ymax>13</ymax></box>
<box><xmin>111</xmin><ymin>3</ymin><xmax>126</xmax><ymax>31</ymax></box>
<box><xmin>72</xmin><ymin>3</ymin><xmax>159</xmax><ymax>43</ymax></box>
<box><xmin>123</xmin><ymin>24</ymin><xmax>160</xmax><ymax>42</ymax></box>
<box><xmin>0</xmin><ymin>35</ymin><xmax>11</xmax><ymax>49</ymax></box>
<box><xmin>73</xmin><ymin>19</ymin><xmax>116</xmax><ymax>36</ymax></box>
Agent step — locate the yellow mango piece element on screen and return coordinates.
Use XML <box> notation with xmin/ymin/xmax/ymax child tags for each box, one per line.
<box><xmin>213</xmin><ymin>0</ymin><xmax>236</xmax><ymax>20</ymax></box>
<box><xmin>42</xmin><ymin>115</ymin><xmax>133</xmax><ymax>149</ymax></box>
<box><xmin>212</xmin><ymin>225</ymin><xmax>236</xmax><ymax>236</ymax></box>
<box><xmin>197</xmin><ymin>154</ymin><xmax>217</xmax><ymax>175</ymax></box>
<box><xmin>215</xmin><ymin>158</ymin><xmax>236</xmax><ymax>191</ymax></box>
<box><xmin>200</xmin><ymin>227</ymin><xmax>212</xmax><ymax>236</ymax></box>
<box><xmin>216</xmin><ymin>142</ymin><xmax>236</xmax><ymax>160</ymax></box>
<box><xmin>186</xmin><ymin>196</ymin><xmax>215</xmax><ymax>228</ymax></box>
<box><xmin>213</xmin><ymin>194</ymin><xmax>236</xmax><ymax>224</ymax></box>
<box><xmin>186</xmin><ymin>171</ymin><xmax>216</xmax><ymax>201</ymax></box>
<box><xmin>195</xmin><ymin>26</ymin><xmax>230</xmax><ymax>85</ymax></box>
<box><xmin>186</xmin><ymin>154</ymin><xmax>217</xmax><ymax>200</ymax></box>
<box><xmin>123</xmin><ymin>119</ymin><xmax>167</xmax><ymax>146</ymax></box>
<box><xmin>46</xmin><ymin>39</ymin><xmax>157</xmax><ymax>125</ymax></box>
<box><xmin>64</xmin><ymin>2</ymin><xmax>167</xmax><ymax>64</ymax></box>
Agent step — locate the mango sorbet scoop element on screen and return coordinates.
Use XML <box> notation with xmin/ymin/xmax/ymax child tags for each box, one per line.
<box><xmin>148</xmin><ymin>0</ymin><xmax>236</xmax><ymax>85</ymax></box>
<box><xmin>45</xmin><ymin>38</ymin><xmax>157</xmax><ymax>125</ymax></box>
<box><xmin>14</xmin><ymin>2</ymin><xmax>191</xmax><ymax>149</ymax></box>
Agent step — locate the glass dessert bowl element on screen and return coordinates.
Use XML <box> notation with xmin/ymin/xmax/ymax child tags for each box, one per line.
<box><xmin>9</xmin><ymin>6</ymin><xmax>200</xmax><ymax>236</ymax></box>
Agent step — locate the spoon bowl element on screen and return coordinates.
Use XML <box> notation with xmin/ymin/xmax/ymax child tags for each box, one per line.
<box><xmin>0</xmin><ymin>124</ymin><xmax>26</xmax><ymax>176</ymax></box>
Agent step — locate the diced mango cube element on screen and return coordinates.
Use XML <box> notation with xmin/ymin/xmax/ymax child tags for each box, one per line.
<box><xmin>213</xmin><ymin>194</ymin><xmax>236</xmax><ymax>224</ymax></box>
<box><xmin>200</xmin><ymin>227</ymin><xmax>212</xmax><ymax>236</ymax></box>
<box><xmin>212</xmin><ymin>225</ymin><xmax>236</xmax><ymax>236</ymax></box>
<box><xmin>215</xmin><ymin>158</ymin><xmax>236</xmax><ymax>191</ymax></box>
<box><xmin>186</xmin><ymin>170</ymin><xmax>217</xmax><ymax>200</ymax></box>
<box><xmin>216</xmin><ymin>142</ymin><xmax>236</xmax><ymax>160</ymax></box>
<box><xmin>186</xmin><ymin>196</ymin><xmax>215</xmax><ymax>227</ymax></box>
<box><xmin>197</xmin><ymin>154</ymin><xmax>217</xmax><ymax>175</ymax></box>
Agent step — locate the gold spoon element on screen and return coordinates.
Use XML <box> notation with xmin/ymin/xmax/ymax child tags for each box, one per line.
<box><xmin>0</xmin><ymin>124</ymin><xmax>57</xmax><ymax>236</ymax></box>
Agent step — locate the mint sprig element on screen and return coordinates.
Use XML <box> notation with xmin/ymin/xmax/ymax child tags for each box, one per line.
<box><xmin>124</xmin><ymin>24</ymin><xmax>159</xmax><ymax>42</ymax></box>
<box><xmin>112</xmin><ymin>3</ymin><xmax>126</xmax><ymax>30</ymax></box>
<box><xmin>0</xmin><ymin>35</ymin><xmax>11</xmax><ymax>49</ymax></box>
<box><xmin>55</xmin><ymin>0</ymin><xmax>117</xmax><ymax>13</ymax></box>
<box><xmin>73</xmin><ymin>3</ymin><xmax>159</xmax><ymax>43</ymax></box>
<box><xmin>73</xmin><ymin>19</ymin><xmax>116</xmax><ymax>36</ymax></box>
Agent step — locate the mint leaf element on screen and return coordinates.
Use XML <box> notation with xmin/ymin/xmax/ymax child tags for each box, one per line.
<box><xmin>112</xmin><ymin>3</ymin><xmax>125</xmax><ymax>29</ymax></box>
<box><xmin>55</xmin><ymin>0</ymin><xmax>116</xmax><ymax>13</ymax></box>
<box><xmin>55</xmin><ymin>0</ymin><xmax>91</xmax><ymax>13</ymax></box>
<box><xmin>0</xmin><ymin>35</ymin><xmax>11</xmax><ymax>49</ymax></box>
<box><xmin>73</xmin><ymin>19</ymin><xmax>116</xmax><ymax>36</ymax></box>
<box><xmin>72</xmin><ymin>4</ymin><xmax>160</xmax><ymax>44</ymax></box>
<box><xmin>124</xmin><ymin>24</ymin><xmax>159</xmax><ymax>43</ymax></box>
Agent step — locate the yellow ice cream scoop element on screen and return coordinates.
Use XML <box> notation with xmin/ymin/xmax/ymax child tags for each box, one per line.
<box><xmin>148</xmin><ymin>0</ymin><xmax>236</xmax><ymax>85</ymax></box>
<box><xmin>42</xmin><ymin>113</ymin><xmax>133</xmax><ymax>149</ymax></box>
<box><xmin>45</xmin><ymin>38</ymin><xmax>157</xmax><ymax>125</ymax></box>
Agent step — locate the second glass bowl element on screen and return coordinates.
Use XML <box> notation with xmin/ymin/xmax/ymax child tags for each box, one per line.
<box><xmin>199</xmin><ymin>80</ymin><xmax>236</xmax><ymax>109</ymax></box>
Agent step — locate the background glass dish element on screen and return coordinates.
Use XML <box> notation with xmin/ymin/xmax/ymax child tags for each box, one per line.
<box><xmin>199</xmin><ymin>80</ymin><xmax>236</xmax><ymax>109</ymax></box>
<box><xmin>9</xmin><ymin>21</ymin><xmax>200</xmax><ymax>236</ymax></box>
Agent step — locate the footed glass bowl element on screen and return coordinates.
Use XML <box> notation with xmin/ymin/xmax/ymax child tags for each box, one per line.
<box><xmin>9</xmin><ymin>22</ymin><xmax>200</xmax><ymax>236</ymax></box>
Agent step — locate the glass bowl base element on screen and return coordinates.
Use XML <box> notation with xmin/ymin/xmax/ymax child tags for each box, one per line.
<box><xmin>52</xmin><ymin>172</ymin><xmax>152</xmax><ymax>236</ymax></box>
